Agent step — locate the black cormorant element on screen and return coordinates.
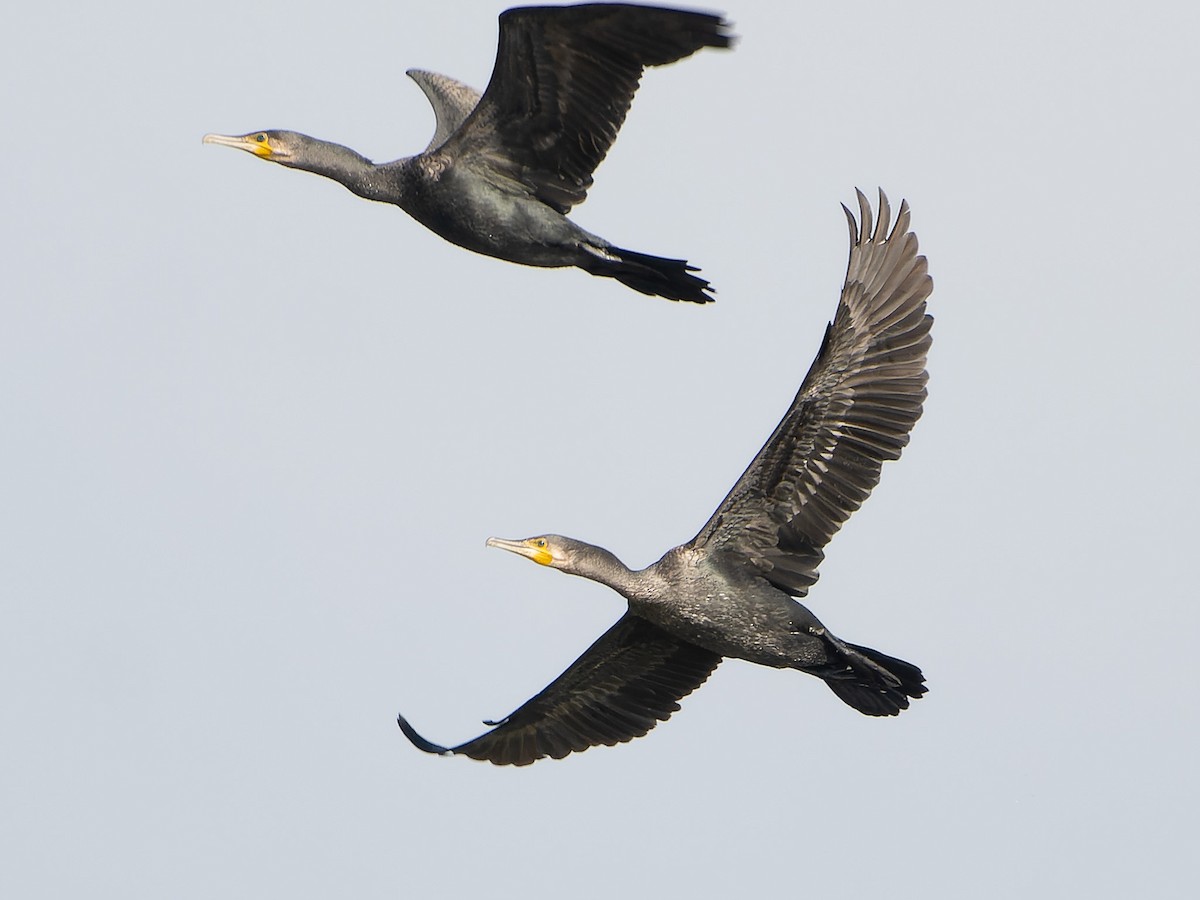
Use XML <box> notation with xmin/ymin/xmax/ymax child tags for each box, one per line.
<box><xmin>203</xmin><ymin>4</ymin><xmax>733</xmax><ymax>303</ymax></box>
<box><xmin>397</xmin><ymin>191</ymin><xmax>934</xmax><ymax>765</ymax></box>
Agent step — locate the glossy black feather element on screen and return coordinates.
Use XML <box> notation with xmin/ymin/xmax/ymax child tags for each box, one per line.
<box><xmin>445</xmin><ymin>3</ymin><xmax>733</xmax><ymax>213</ymax></box>
<box><xmin>397</xmin><ymin>614</ymin><xmax>721</xmax><ymax>766</ymax></box>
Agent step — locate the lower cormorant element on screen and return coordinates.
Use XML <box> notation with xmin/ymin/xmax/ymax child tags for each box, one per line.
<box><xmin>398</xmin><ymin>190</ymin><xmax>934</xmax><ymax>765</ymax></box>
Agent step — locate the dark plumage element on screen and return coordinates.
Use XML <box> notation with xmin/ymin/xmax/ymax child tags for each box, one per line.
<box><xmin>398</xmin><ymin>191</ymin><xmax>934</xmax><ymax>765</ymax></box>
<box><xmin>203</xmin><ymin>4</ymin><xmax>732</xmax><ymax>303</ymax></box>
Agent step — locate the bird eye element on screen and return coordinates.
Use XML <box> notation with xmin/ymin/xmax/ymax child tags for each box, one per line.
<box><xmin>255</xmin><ymin>133</ymin><xmax>267</xmax><ymax>143</ymax></box>
<box><xmin>535</xmin><ymin>539</ymin><xmax>547</xmax><ymax>548</ymax></box>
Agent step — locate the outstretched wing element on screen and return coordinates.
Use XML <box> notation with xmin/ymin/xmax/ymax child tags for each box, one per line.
<box><xmin>438</xmin><ymin>3</ymin><xmax>732</xmax><ymax>213</ymax></box>
<box><xmin>406</xmin><ymin>69</ymin><xmax>483</xmax><ymax>153</ymax></box>
<box><xmin>688</xmin><ymin>190</ymin><xmax>934</xmax><ymax>597</ymax></box>
<box><xmin>397</xmin><ymin>613</ymin><xmax>721</xmax><ymax>766</ymax></box>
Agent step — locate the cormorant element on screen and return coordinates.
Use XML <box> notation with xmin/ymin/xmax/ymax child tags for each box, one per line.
<box><xmin>398</xmin><ymin>191</ymin><xmax>934</xmax><ymax>765</ymax></box>
<box><xmin>203</xmin><ymin>4</ymin><xmax>733</xmax><ymax>303</ymax></box>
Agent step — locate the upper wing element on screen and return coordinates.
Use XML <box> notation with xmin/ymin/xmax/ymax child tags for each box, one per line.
<box><xmin>397</xmin><ymin>613</ymin><xmax>721</xmax><ymax>766</ymax></box>
<box><xmin>688</xmin><ymin>190</ymin><xmax>934</xmax><ymax>597</ymax></box>
<box><xmin>437</xmin><ymin>3</ymin><xmax>732</xmax><ymax>213</ymax></box>
<box><xmin>406</xmin><ymin>69</ymin><xmax>483</xmax><ymax>153</ymax></box>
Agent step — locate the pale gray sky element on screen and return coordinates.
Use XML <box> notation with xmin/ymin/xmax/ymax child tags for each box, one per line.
<box><xmin>2</xmin><ymin>1</ymin><xmax>1197</xmax><ymax>897</ymax></box>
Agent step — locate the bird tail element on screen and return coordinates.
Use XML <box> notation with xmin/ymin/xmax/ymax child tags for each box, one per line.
<box><xmin>581</xmin><ymin>244</ymin><xmax>715</xmax><ymax>304</ymax></box>
<box><xmin>822</xmin><ymin>641</ymin><xmax>927</xmax><ymax>717</ymax></box>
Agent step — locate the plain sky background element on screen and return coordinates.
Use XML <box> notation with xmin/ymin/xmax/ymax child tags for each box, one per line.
<box><xmin>2</xmin><ymin>0</ymin><xmax>1197</xmax><ymax>896</ymax></box>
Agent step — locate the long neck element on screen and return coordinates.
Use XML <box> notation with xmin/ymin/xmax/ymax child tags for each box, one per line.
<box><xmin>293</xmin><ymin>139</ymin><xmax>407</xmax><ymax>204</ymax></box>
<box><xmin>572</xmin><ymin>544</ymin><xmax>659</xmax><ymax>602</ymax></box>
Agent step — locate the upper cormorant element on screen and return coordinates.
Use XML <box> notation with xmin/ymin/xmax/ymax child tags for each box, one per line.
<box><xmin>203</xmin><ymin>4</ymin><xmax>733</xmax><ymax>303</ymax></box>
<box><xmin>397</xmin><ymin>191</ymin><xmax>934</xmax><ymax>765</ymax></box>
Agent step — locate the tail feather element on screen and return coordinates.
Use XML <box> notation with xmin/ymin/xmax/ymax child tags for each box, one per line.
<box><xmin>581</xmin><ymin>244</ymin><xmax>715</xmax><ymax>304</ymax></box>
<box><xmin>823</xmin><ymin>641</ymin><xmax>927</xmax><ymax>717</ymax></box>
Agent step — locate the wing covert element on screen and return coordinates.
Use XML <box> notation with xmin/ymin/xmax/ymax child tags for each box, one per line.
<box><xmin>407</xmin><ymin>69</ymin><xmax>483</xmax><ymax>153</ymax></box>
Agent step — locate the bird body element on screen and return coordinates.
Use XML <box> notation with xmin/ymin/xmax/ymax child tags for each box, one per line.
<box><xmin>524</xmin><ymin>541</ymin><xmax>877</xmax><ymax>676</ymax></box>
<box><xmin>203</xmin><ymin>4</ymin><xmax>732</xmax><ymax>302</ymax></box>
<box><xmin>392</xmin><ymin>152</ymin><xmax>615</xmax><ymax>269</ymax></box>
<box><xmin>397</xmin><ymin>191</ymin><xmax>935</xmax><ymax>765</ymax></box>
<box><xmin>627</xmin><ymin>547</ymin><xmax>830</xmax><ymax>669</ymax></box>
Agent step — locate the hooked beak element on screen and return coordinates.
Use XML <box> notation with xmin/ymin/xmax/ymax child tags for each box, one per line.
<box><xmin>486</xmin><ymin>536</ymin><xmax>553</xmax><ymax>566</ymax></box>
<box><xmin>203</xmin><ymin>132</ymin><xmax>273</xmax><ymax>159</ymax></box>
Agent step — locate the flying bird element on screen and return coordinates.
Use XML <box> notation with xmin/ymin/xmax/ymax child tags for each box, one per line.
<box><xmin>398</xmin><ymin>190</ymin><xmax>934</xmax><ymax>765</ymax></box>
<box><xmin>203</xmin><ymin>3</ymin><xmax>733</xmax><ymax>303</ymax></box>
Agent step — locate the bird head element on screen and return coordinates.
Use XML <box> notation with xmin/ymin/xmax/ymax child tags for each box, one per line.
<box><xmin>486</xmin><ymin>535</ymin><xmax>570</xmax><ymax>569</ymax></box>
<box><xmin>488</xmin><ymin>535</ymin><xmax>631</xmax><ymax>589</ymax></box>
<box><xmin>202</xmin><ymin>130</ymin><xmax>303</xmax><ymax>166</ymax></box>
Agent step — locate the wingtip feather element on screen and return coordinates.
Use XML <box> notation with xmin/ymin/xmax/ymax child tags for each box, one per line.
<box><xmin>855</xmin><ymin>188</ymin><xmax>873</xmax><ymax>243</ymax></box>
<box><xmin>875</xmin><ymin>188</ymin><xmax>892</xmax><ymax>241</ymax></box>
<box><xmin>396</xmin><ymin>713</ymin><xmax>455</xmax><ymax>757</ymax></box>
<box><xmin>842</xmin><ymin>203</ymin><xmax>859</xmax><ymax>246</ymax></box>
